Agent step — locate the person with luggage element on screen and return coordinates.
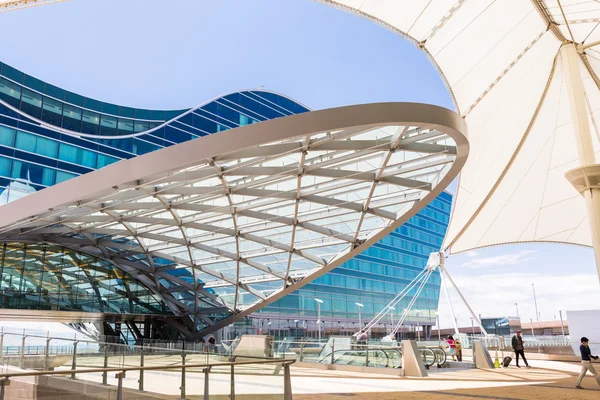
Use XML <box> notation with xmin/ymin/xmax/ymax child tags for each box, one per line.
<box><xmin>511</xmin><ymin>330</ymin><xmax>530</xmax><ymax>368</ymax></box>
<box><xmin>446</xmin><ymin>335</ymin><xmax>456</xmax><ymax>361</ymax></box>
<box><xmin>576</xmin><ymin>336</ymin><xmax>600</xmax><ymax>389</ymax></box>
<box><xmin>454</xmin><ymin>338</ymin><xmax>463</xmax><ymax>362</ymax></box>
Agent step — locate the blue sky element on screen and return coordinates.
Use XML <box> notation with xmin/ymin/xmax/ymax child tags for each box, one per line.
<box><xmin>0</xmin><ymin>0</ymin><xmax>598</xmax><ymax>333</ymax></box>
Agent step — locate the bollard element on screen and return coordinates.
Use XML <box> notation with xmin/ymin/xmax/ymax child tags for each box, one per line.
<box><xmin>283</xmin><ymin>363</ymin><xmax>293</xmax><ymax>400</ymax></box>
<box><xmin>299</xmin><ymin>341</ymin><xmax>304</xmax><ymax>362</ymax></box>
<box><xmin>115</xmin><ymin>371</ymin><xmax>125</xmax><ymax>400</ymax></box>
<box><xmin>331</xmin><ymin>338</ymin><xmax>335</xmax><ymax>364</ymax></box>
<box><xmin>229</xmin><ymin>356</ymin><xmax>236</xmax><ymax>400</ymax></box>
<box><xmin>71</xmin><ymin>341</ymin><xmax>79</xmax><ymax>379</ymax></box>
<box><xmin>203</xmin><ymin>366</ymin><xmax>211</xmax><ymax>400</ymax></box>
<box><xmin>102</xmin><ymin>345</ymin><xmax>108</xmax><ymax>385</ymax></box>
<box><xmin>19</xmin><ymin>334</ymin><xmax>26</xmax><ymax>369</ymax></box>
<box><xmin>179</xmin><ymin>351</ymin><xmax>186</xmax><ymax>400</ymax></box>
<box><xmin>365</xmin><ymin>348</ymin><xmax>369</xmax><ymax>367</ymax></box>
<box><xmin>138</xmin><ymin>345</ymin><xmax>144</xmax><ymax>392</ymax></box>
<box><xmin>0</xmin><ymin>377</ymin><xmax>9</xmax><ymax>400</ymax></box>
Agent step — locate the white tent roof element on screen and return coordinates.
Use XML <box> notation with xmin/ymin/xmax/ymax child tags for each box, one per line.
<box><xmin>320</xmin><ymin>0</ymin><xmax>600</xmax><ymax>253</ymax></box>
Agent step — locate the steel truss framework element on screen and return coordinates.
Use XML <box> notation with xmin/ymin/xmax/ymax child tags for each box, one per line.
<box><xmin>0</xmin><ymin>103</ymin><xmax>467</xmax><ymax>338</ymax></box>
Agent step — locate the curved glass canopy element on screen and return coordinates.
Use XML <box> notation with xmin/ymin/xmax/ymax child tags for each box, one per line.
<box><xmin>0</xmin><ymin>103</ymin><xmax>467</xmax><ymax>336</ymax></box>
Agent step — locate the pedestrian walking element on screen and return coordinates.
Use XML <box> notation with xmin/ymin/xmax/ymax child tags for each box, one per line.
<box><xmin>511</xmin><ymin>330</ymin><xmax>530</xmax><ymax>368</ymax></box>
<box><xmin>455</xmin><ymin>338</ymin><xmax>463</xmax><ymax>362</ymax></box>
<box><xmin>576</xmin><ymin>336</ymin><xmax>600</xmax><ymax>389</ymax></box>
<box><xmin>447</xmin><ymin>335</ymin><xmax>456</xmax><ymax>361</ymax></box>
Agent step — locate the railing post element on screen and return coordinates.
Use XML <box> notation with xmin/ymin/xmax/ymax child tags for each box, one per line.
<box><xmin>299</xmin><ymin>341</ymin><xmax>304</xmax><ymax>362</ymax></box>
<box><xmin>138</xmin><ymin>344</ymin><xmax>144</xmax><ymax>392</ymax></box>
<box><xmin>202</xmin><ymin>366</ymin><xmax>211</xmax><ymax>400</ymax></box>
<box><xmin>115</xmin><ymin>371</ymin><xmax>125</xmax><ymax>400</ymax></box>
<box><xmin>0</xmin><ymin>377</ymin><xmax>9</xmax><ymax>400</ymax></box>
<box><xmin>71</xmin><ymin>341</ymin><xmax>79</xmax><ymax>379</ymax></box>
<box><xmin>331</xmin><ymin>338</ymin><xmax>335</xmax><ymax>364</ymax></box>
<box><xmin>19</xmin><ymin>334</ymin><xmax>26</xmax><ymax>369</ymax></box>
<box><xmin>179</xmin><ymin>350</ymin><xmax>186</xmax><ymax>400</ymax></box>
<box><xmin>44</xmin><ymin>336</ymin><xmax>51</xmax><ymax>371</ymax></box>
<box><xmin>229</xmin><ymin>356</ymin><xmax>236</xmax><ymax>400</ymax></box>
<box><xmin>365</xmin><ymin>347</ymin><xmax>369</xmax><ymax>367</ymax></box>
<box><xmin>0</xmin><ymin>329</ymin><xmax>4</xmax><ymax>358</ymax></box>
<box><xmin>283</xmin><ymin>363</ymin><xmax>292</xmax><ymax>400</ymax></box>
<box><xmin>102</xmin><ymin>344</ymin><xmax>108</xmax><ymax>385</ymax></box>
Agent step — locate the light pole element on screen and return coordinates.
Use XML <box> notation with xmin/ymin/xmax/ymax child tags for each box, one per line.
<box><xmin>315</xmin><ymin>298</ymin><xmax>323</xmax><ymax>342</ymax></box>
<box><xmin>355</xmin><ymin>302</ymin><xmax>364</xmax><ymax>330</ymax></box>
<box><xmin>435</xmin><ymin>311</ymin><xmax>441</xmax><ymax>346</ymax></box>
<box><xmin>267</xmin><ymin>321</ymin><xmax>271</xmax><ymax>336</ymax></box>
<box><xmin>388</xmin><ymin>306</ymin><xmax>395</xmax><ymax>335</ymax></box>
<box><xmin>415</xmin><ymin>310</ymin><xmax>420</xmax><ymax>341</ymax></box>
<box><xmin>558</xmin><ymin>308</ymin><xmax>566</xmax><ymax>336</ymax></box>
<box><xmin>470</xmin><ymin>317</ymin><xmax>475</xmax><ymax>336</ymax></box>
<box><xmin>529</xmin><ymin>318</ymin><xmax>535</xmax><ymax>337</ymax></box>
<box><xmin>515</xmin><ymin>303</ymin><xmax>519</xmax><ymax>318</ymax></box>
<box><xmin>532</xmin><ymin>283</ymin><xmax>540</xmax><ymax>322</ymax></box>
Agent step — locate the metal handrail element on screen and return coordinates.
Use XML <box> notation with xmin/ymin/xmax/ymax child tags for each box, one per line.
<box><xmin>0</xmin><ymin>357</ymin><xmax>296</xmax><ymax>400</ymax></box>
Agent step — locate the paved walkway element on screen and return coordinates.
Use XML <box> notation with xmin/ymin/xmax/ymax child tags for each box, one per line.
<box><xmin>65</xmin><ymin>358</ymin><xmax>600</xmax><ymax>399</ymax></box>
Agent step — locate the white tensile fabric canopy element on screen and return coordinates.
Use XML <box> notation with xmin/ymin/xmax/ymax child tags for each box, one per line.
<box><xmin>319</xmin><ymin>0</ymin><xmax>600</xmax><ymax>254</ymax></box>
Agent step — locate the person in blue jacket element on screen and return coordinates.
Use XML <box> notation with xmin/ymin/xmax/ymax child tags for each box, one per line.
<box><xmin>576</xmin><ymin>337</ymin><xmax>600</xmax><ymax>389</ymax></box>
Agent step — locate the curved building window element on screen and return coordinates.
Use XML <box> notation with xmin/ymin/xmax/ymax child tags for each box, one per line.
<box><xmin>62</xmin><ymin>104</ymin><xmax>82</xmax><ymax>132</ymax></box>
<box><xmin>20</xmin><ymin>89</ymin><xmax>42</xmax><ymax>119</ymax></box>
<box><xmin>81</xmin><ymin>109</ymin><xmax>100</xmax><ymax>135</ymax></box>
<box><xmin>0</xmin><ymin>78</ymin><xmax>21</xmax><ymax>108</ymax></box>
<box><xmin>41</xmin><ymin>97</ymin><xmax>63</xmax><ymax>126</ymax></box>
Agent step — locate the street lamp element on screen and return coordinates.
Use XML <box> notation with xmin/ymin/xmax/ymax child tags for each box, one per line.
<box><xmin>470</xmin><ymin>317</ymin><xmax>475</xmax><ymax>336</ymax></box>
<box><xmin>529</xmin><ymin>318</ymin><xmax>535</xmax><ymax>337</ymax></box>
<box><xmin>532</xmin><ymin>283</ymin><xmax>540</xmax><ymax>322</ymax></box>
<box><xmin>435</xmin><ymin>311</ymin><xmax>441</xmax><ymax>346</ymax></box>
<box><xmin>315</xmin><ymin>298</ymin><xmax>323</xmax><ymax>342</ymax></box>
<box><xmin>415</xmin><ymin>310</ymin><xmax>421</xmax><ymax>341</ymax></box>
<box><xmin>355</xmin><ymin>302</ymin><xmax>364</xmax><ymax>329</ymax></box>
<box><xmin>388</xmin><ymin>306</ymin><xmax>395</xmax><ymax>334</ymax></box>
<box><xmin>558</xmin><ymin>308</ymin><xmax>566</xmax><ymax>336</ymax></box>
<box><xmin>267</xmin><ymin>321</ymin><xmax>272</xmax><ymax>336</ymax></box>
<box><xmin>514</xmin><ymin>303</ymin><xmax>519</xmax><ymax>318</ymax></box>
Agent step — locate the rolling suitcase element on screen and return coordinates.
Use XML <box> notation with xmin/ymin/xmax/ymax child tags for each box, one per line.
<box><xmin>502</xmin><ymin>353</ymin><xmax>514</xmax><ymax>368</ymax></box>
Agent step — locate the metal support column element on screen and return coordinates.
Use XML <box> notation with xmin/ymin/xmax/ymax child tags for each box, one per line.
<box><xmin>283</xmin><ymin>363</ymin><xmax>293</xmax><ymax>400</ymax></box>
<box><xmin>102</xmin><ymin>345</ymin><xmax>108</xmax><ymax>385</ymax></box>
<box><xmin>0</xmin><ymin>377</ymin><xmax>9</xmax><ymax>400</ymax></box>
<box><xmin>44</xmin><ymin>336</ymin><xmax>51</xmax><ymax>371</ymax></box>
<box><xmin>229</xmin><ymin>356</ymin><xmax>236</xmax><ymax>400</ymax></box>
<box><xmin>19</xmin><ymin>334</ymin><xmax>26</xmax><ymax>369</ymax></box>
<box><xmin>71</xmin><ymin>341</ymin><xmax>78</xmax><ymax>379</ymax></box>
<box><xmin>138</xmin><ymin>345</ymin><xmax>144</xmax><ymax>392</ymax></box>
<box><xmin>115</xmin><ymin>372</ymin><xmax>125</xmax><ymax>400</ymax></box>
<box><xmin>203</xmin><ymin>366</ymin><xmax>211</xmax><ymax>400</ymax></box>
<box><xmin>179</xmin><ymin>351</ymin><xmax>186</xmax><ymax>400</ymax></box>
<box><xmin>330</xmin><ymin>338</ymin><xmax>335</xmax><ymax>364</ymax></box>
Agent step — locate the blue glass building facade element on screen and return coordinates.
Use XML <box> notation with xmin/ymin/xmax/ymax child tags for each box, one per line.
<box><xmin>0</xmin><ymin>60</ymin><xmax>449</xmax><ymax>340</ymax></box>
<box><xmin>252</xmin><ymin>193</ymin><xmax>451</xmax><ymax>339</ymax></box>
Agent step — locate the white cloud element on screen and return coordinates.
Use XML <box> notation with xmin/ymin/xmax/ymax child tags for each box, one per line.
<box><xmin>460</xmin><ymin>250</ymin><xmax>538</xmax><ymax>269</ymax></box>
<box><xmin>436</xmin><ymin>269</ymin><xmax>600</xmax><ymax>329</ymax></box>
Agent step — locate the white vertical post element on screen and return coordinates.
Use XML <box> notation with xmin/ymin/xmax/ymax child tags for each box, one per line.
<box><xmin>558</xmin><ymin>309</ymin><xmax>566</xmax><ymax>336</ymax></box>
<box><xmin>440</xmin><ymin>272</ymin><xmax>459</xmax><ymax>335</ymax></box>
<box><xmin>440</xmin><ymin>264</ymin><xmax>488</xmax><ymax>335</ymax></box>
<box><xmin>562</xmin><ymin>43</ymin><xmax>600</xmax><ymax>282</ymax></box>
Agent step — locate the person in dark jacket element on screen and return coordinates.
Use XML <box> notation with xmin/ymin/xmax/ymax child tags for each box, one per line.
<box><xmin>511</xmin><ymin>330</ymin><xmax>530</xmax><ymax>368</ymax></box>
<box><xmin>576</xmin><ymin>337</ymin><xmax>600</xmax><ymax>389</ymax></box>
